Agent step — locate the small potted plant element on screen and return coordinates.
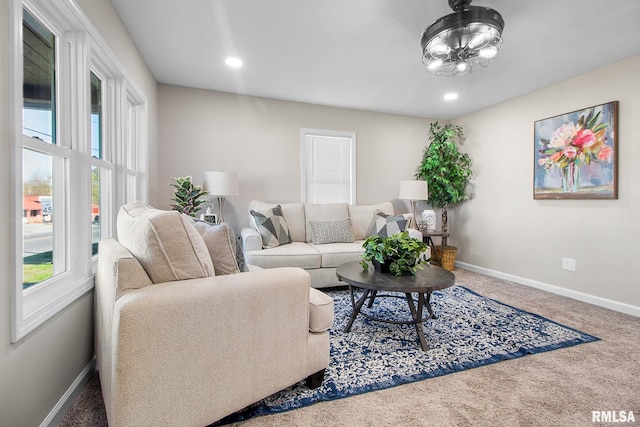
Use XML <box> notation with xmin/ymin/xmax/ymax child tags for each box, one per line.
<box><xmin>168</xmin><ymin>175</ymin><xmax>207</xmax><ymax>217</ymax></box>
<box><xmin>360</xmin><ymin>231</ymin><xmax>429</xmax><ymax>276</ymax></box>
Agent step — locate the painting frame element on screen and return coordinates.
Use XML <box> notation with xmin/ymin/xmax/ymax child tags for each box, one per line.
<box><xmin>533</xmin><ymin>101</ymin><xmax>618</xmax><ymax>200</ymax></box>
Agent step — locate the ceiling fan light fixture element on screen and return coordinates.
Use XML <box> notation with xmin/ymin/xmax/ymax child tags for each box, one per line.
<box><xmin>225</xmin><ymin>57</ymin><xmax>243</xmax><ymax>68</ymax></box>
<box><xmin>431</xmin><ymin>43</ymin><xmax>451</xmax><ymax>56</ymax></box>
<box><xmin>479</xmin><ymin>46</ymin><xmax>498</xmax><ymax>59</ymax></box>
<box><xmin>421</xmin><ymin>0</ymin><xmax>504</xmax><ymax>77</ymax></box>
<box><xmin>427</xmin><ymin>59</ymin><xmax>444</xmax><ymax>71</ymax></box>
<box><xmin>468</xmin><ymin>32</ymin><xmax>486</xmax><ymax>49</ymax></box>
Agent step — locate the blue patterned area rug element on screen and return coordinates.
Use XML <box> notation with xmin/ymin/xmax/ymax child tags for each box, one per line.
<box><xmin>215</xmin><ymin>286</ymin><xmax>599</xmax><ymax>425</ymax></box>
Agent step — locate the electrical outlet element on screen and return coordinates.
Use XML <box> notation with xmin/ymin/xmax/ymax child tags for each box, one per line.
<box><xmin>562</xmin><ymin>257</ymin><xmax>576</xmax><ymax>272</ymax></box>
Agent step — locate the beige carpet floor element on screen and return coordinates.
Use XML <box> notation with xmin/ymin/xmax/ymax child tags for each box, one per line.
<box><xmin>59</xmin><ymin>268</ymin><xmax>640</xmax><ymax>427</ymax></box>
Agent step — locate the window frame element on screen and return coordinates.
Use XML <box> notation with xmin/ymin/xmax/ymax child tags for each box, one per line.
<box><xmin>300</xmin><ymin>128</ymin><xmax>357</xmax><ymax>204</ymax></box>
<box><xmin>10</xmin><ymin>0</ymin><xmax>148</xmax><ymax>342</ymax></box>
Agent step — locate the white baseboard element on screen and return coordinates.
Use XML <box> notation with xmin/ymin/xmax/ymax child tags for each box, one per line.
<box><xmin>40</xmin><ymin>357</ymin><xmax>97</xmax><ymax>427</ymax></box>
<box><xmin>456</xmin><ymin>261</ymin><xmax>640</xmax><ymax>318</ymax></box>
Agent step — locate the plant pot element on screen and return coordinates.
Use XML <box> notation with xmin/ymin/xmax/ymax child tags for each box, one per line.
<box><xmin>372</xmin><ymin>259</ymin><xmax>416</xmax><ymax>275</ymax></box>
<box><xmin>372</xmin><ymin>260</ymin><xmax>391</xmax><ymax>274</ymax></box>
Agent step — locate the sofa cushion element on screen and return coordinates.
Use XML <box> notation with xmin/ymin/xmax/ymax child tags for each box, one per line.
<box><xmin>348</xmin><ymin>202</ymin><xmax>394</xmax><ymax>240</ymax></box>
<box><xmin>116</xmin><ymin>201</ymin><xmax>214</xmax><ymax>284</ymax></box>
<box><xmin>244</xmin><ymin>242</ymin><xmax>322</xmax><ymax>269</ymax></box>
<box><xmin>250</xmin><ymin>205</ymin><xmax>292</xmax><ymax>249</ymax></box>
<box><xmin>309</xmin><ymin>288</ymin><xmax>334</xmax><ymax>333</ymax></box>
<box><xmin>248</xmin><ymin>201</ymin><xmax>306</xmax><ymax>242</ymax></box>
<box><xmin>304</xmin><ymin>203</ymin><xmax>349</xmax><ymax>243</ymax></box>
<box><xmin>186</xmin><ymin>217</ymin><xmax>241</xmax><ymax>275</ymax></box>
<box><xmin>309</xmin><ymin>218</ymin><xmax>354</xmax><ymax>245</ymax></box>
<box><xmin>370</xmin><ymin>210</ymin><xmax>409</xmax><ymax>238</ymax></box>
<box><xmin>310</xmin><ymin>241</ymin><xmax>365</xmax><ymax>268</ymax></box>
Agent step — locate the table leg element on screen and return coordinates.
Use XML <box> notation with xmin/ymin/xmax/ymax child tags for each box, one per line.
<box><xmin>405</xmin><ymin>293</ymin><xmax>429</xmax><ymax>351</ymax></box>
<box><xmin>425</xmin><ymin>292</ymin><xmax>437</xmax><ymax>319</ymax></box>
<box><xmin>367</xmin><ymin>290</ymin><xmax>378</xmax><ymax>308</ymax></box>
<box><xmin>425</xmin><ymin>236</ymin><xmax>442</xmax><ymax>266</ymax></box>
<box><xmin>344</xmin><ymin>286</ymin><xmax>371</xmax><ymax>332</ymax></box>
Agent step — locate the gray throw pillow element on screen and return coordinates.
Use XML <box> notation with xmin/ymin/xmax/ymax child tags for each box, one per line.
<box><xmin>250</xmin><ymin>205</ymin><xmax>292</xmax><ymax>249</ymax></box>
<box><xmin>228</xmin><ymin>227</ymin><xmax>249</xmax><ymax>272</ymax></box>
<box><xmin>309</xmin><ymin>218</ymin><xmax>355</xmax><ymax>245</ymax></box>
<box><xmin>370</xmin><ymin>210</ymin><xmax>408</xmax><ymax>238</ymax></box>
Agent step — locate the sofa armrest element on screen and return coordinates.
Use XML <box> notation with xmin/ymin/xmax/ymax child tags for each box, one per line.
<box><xmin>408</xmin><ymin>229</ymin><xmax>422</xmax><ymax>240</ymax></box>
<box><xmin>408</xmin><ymin>229</ymin><xmax>431</xmax><ymax>260</ymax></box>
<box><xmin>108</xmin><ymin>267</ymin><xmax>312</xmax><ymax>426</ymax></box>
<box><xmin>241</xmin><ymin>226</ymin><xmax>262</xmax><ymax>253</ymax></box>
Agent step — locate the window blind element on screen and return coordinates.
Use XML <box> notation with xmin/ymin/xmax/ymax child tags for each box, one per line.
<box><xmin>302</xmin><ymin>131</ymin><xmax>355</xmax><ymax>204</ymax></box>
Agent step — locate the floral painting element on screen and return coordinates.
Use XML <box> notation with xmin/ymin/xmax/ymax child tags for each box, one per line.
<box><xmin>534</xmin><ymin>101</ymin><xmax>618</xmax><ymax>199</ymax></box>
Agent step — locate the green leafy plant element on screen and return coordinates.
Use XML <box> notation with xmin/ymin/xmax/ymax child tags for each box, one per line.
<box><xmin>360</xmin><ymin>231</ymin><xmax>428</xmax><ymax>276</ymax></box>
<box><xmin>415</xmin><ymin>122</ymin><xmax>472</xmax><ymax>233</ymax></box>
<box><xmin>168</xmin><ymin>176</ymin><xmax>207</xmax><ymax>217</ymax></box>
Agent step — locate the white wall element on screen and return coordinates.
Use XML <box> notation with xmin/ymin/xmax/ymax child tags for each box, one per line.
<box><xmin>0</xmin><ymin>0</ymin><xmax>157</xmax><ymax>425</ymax></box>
<box><xmin>155</xmin><ymin>85</ymin><xmax>435</xmax><ymax>231</ymax></box>
<box><xmin>452</xmin><ymin>55</ymin><xmax>640</xmax><ymax>310</ymax></box>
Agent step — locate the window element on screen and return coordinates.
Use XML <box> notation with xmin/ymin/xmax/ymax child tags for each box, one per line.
<box><xmin>11</xmin><ymin>0</ymin><xmax>148</xmax><ymax>342</ymax></box>
<box><xmin>301</xmin><ymin>129</ymin><xmax>356</xmax><ymax>204</ymax></box>
<box><xmin>90</xmin><ymin>72</ymin><xmax>103</xmax><ymax>256</ymax></box>
<box><xmin>21</xmin><ymin>9</ymin><xmax>65</xmax><ymax>289</ymax></box>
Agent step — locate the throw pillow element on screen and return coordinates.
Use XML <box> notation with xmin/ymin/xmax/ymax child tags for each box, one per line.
<box><xmin>309</xmin><ymin>218</ymin><xmax>355</xmax><ymax>245</ymax></box>
<box><xmin>231</xmin><ymin>232</ymin><xmax>249</xmax><ymax>272</ymax></box>
<box><xmin>187</xmin><ymin>217</ymin><xmax>241</xmax><ymax>275</ymax></box>
<box><xmin>116</xmin><ymin>201</ymin><xmax>214</xmax><ymax>284</ymax></box>
<box><xmin>370</xmin><ymin>209</ymin><xmax>409</xmax><ymax>238</ymax></box>
<box><xmin>250</xmin><ymin>205</ymin><xmax>292</xmax><ymax>249</ymax></box>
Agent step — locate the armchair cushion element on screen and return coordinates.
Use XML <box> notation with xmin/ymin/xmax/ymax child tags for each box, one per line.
<box><xmin>117</xmin><ymin>201</ymin><xmax>214</xmax><ymax>283</ymax></box>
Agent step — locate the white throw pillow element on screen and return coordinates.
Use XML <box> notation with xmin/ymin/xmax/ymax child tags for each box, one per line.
<box><xmin>185</xmin><ymin>217</ymin><xmax>241</xmax><ymax>275</ymax></box>
<box><xmin>117</xmin><ymin>201</ymin><xmax>214</xmax><ymax>284</ymax></box>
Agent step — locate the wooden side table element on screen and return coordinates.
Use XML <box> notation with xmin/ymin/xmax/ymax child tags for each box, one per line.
<box><xmin>421</xmin><ymin>230</ymin><xmax>449</xmax><ymax>266</ymax></box>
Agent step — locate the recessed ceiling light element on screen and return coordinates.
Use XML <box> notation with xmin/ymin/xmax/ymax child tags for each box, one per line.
<box><xmin>443</xmin><ymin>93</ymin><xmax>458</xmax><ymax>100</ymax></box>
<box><xmin>225</xmin><ymin>57</ymin><xmax>243</xmax><ymax>68</ymax></box>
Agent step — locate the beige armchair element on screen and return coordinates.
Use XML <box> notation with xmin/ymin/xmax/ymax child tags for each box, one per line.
<box><xmin>95</xmin><ymin>201</ymin><xmax>333</xmax><ymax>426</ymax></box>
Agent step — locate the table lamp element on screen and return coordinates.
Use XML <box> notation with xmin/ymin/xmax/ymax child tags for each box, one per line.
<box><xmin>399</xmin><ymin>180</ymin><xmax>429</xmax><ymax>229</ymax></box>
<box><xmin>203</xmin><ymin>171</ymin><xmax>238</xmax><ymax>223</ymax></box>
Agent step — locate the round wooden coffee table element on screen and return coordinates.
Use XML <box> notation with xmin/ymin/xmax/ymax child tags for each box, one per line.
<box><xmin>336</xmin><ymin>261</ymin><xmax>455</xmax><ymax>351</ymax></box>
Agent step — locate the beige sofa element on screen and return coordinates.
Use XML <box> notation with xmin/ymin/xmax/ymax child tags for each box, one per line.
<box><xmin>242</xmin><ymin>201</ymin><xmax>428</xmax><ymax>288</ymax></box>
<box><xmin>95</xmin><ymin>201</ymin><xmax>334</xmax><ymax>426</ymax></box>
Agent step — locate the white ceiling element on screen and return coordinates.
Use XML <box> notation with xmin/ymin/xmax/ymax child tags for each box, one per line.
<box><xmin>109</xmin><ymin>0</ymin><xmax>640</xmax><ymax>119</ymax></box>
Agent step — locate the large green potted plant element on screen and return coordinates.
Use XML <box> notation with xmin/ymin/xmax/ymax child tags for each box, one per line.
<box><xmin>168</xmin><ymin>175</ymin><xmax>207</xmax><ymax>217</ymax></box>
<box><xmin>415</xmin><ymin>122</ymin><xmax>472</xmax><ymax>233</ymax></box>
<box><xmin>360</xmin><ymin>231</ymin><xmax>428</xmax><ymax>276</ymax></box>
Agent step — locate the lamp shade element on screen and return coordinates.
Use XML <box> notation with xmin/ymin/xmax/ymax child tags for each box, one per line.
<box><xmin>399</xmin><ymin>180</ymin><xmax>428</xmax><ymax>201</ymax></box>
<box><xmin>203</xmin><ymin>171</ymin><xmax>238</xmax><ymax>196</ymax></box>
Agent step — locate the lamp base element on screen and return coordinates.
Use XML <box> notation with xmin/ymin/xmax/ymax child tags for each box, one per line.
<box><xmin>217</xmin><ymin>196</ymin><xmax>226</xmax><ymax>224</ymax></box>
<box><xmin>408</xmin><ymin>200</ymin><xmax>417</xmax><ymax>229</ymax></box>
